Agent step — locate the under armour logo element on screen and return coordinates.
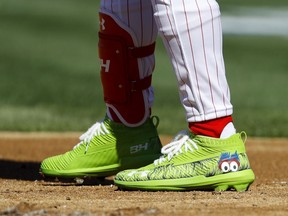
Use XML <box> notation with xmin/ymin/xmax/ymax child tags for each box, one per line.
<box><xmin>100</xmin><ymin>59</ymin><xmax>110</xmax><ymax>72</ymax></box>
<box><xmin>100</xmin><ymin>18</ymin><xmax>105</xmax><ymax>31</ymax></box>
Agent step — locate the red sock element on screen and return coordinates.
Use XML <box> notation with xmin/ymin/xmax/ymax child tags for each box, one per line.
<box><xmin>189</xmin><ymin>116</ymin><xmax>233</xmax><ymax>138</ymax></box>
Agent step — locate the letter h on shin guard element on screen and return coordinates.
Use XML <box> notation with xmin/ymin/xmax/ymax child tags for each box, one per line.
<box><xmin>98</xmin><ymin>12</ymin><xmax>156</xmax><ymax>126</ymax></box>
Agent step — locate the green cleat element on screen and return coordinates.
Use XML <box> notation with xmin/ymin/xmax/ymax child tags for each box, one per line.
<box><xmin>114</xmin><ymin>131</ymin><xmax>255</xmax><ymax>191</ymax></box>
<box><xmin>40</xmin><ymin>116</ymin><xmax>162</xmax><ymax>178</ymax></box>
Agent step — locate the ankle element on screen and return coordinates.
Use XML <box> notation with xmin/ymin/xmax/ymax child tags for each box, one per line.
<box><xmin>189</xmin><ymin>116</ymin><xmax>235</xmax><ymax>138</ymax></box>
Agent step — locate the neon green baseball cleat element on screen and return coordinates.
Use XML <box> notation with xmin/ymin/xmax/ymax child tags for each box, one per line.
<box><xmin>40</xmin><ymin>116</ymin><xmax>162</xmax><ymax>178</ymax></box>
<box><xmin>114</xmin><ymin>131</ymin><xmax>255</xmax><ymax>191</ymax></box>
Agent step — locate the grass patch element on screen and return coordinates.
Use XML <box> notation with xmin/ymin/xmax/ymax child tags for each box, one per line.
<box><xmin>219</xmin><ymin>0</ymin><xmax>288</xmax><ymax>9</ymax></box>
<box><xmin>0</xmin><ymin>0</ymin><xmax>287</xmax><ymax>136</ymax></box>
<box><xmin>224</xmin><ymin>36</ymin><xmax>288</xmax><ymax>137</ymax></box>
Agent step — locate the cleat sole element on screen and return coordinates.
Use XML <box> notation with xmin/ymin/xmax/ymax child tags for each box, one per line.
<box><xmin>115</xmin><ymin>169</ymin><xmax>255</xmax><ymax>192</ymax></box>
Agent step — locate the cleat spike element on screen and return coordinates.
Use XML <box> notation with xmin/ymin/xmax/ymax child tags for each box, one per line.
<box><xmin>75</xmin><ymin>177</ymin><xmax>85</xmax><ymax>184</ymax></box>
<box><xmin>233</xmin><ymin>183</ymin><xmax>250</xmax><ymax>192</ymax></box>
<box><xmin>214</xmin><ymin>185</ymin><xmax>229</xmax><ymax>192</ymax></box>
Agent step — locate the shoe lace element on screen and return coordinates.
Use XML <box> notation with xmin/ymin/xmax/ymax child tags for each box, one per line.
<box><xmin>73</xmin><ymin>120</ymin><xmax>109</xmax><ymax>153</ymax></box>
<box><xmin>154</xmin><ymin>130</ymin><xmax>199</xmax><ymax>166</ymax></box>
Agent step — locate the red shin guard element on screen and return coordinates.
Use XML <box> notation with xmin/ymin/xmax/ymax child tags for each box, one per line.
<box><xmin>98</xmin><ymin>12</ymin><xmax>155</xmax><ymax>126</ymax></box>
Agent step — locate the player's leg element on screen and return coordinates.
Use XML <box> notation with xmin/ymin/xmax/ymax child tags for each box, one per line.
<box><xmin>152</xmin><ymin>0</ymin><xmax>234</xmax><ymax>134</ymax></box>
<box><xmin>40</xmin><ymin>0</ymin><xmax>162</xmax><ymax>179</ymax></box>
<box><xmin>115</xmin><ymin>0</ymin><xmax>255</xmax><ymax>191</ymax></box>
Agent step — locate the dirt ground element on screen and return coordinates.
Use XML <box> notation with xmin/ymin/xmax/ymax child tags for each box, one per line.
<box><xmin>0</xmin><ymin>133</ymin><xmax>287</xmax><ymax>216</ymax></box>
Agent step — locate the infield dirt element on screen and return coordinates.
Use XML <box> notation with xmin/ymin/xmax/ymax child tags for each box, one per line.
<box><xmin>0</xmin><ymin>133</ymin><xmax>287</xmax><ymax>215</ymax></box>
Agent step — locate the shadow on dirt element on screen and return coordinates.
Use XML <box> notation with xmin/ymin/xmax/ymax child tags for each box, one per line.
<box><xmin>40</xmin><ymin>177</ymin><xmax>114</xmax><ymax>186</ymax></box>
<box><xmin>0</xmin><ymin>159</ymin><xmax>114</xmax><ymax>185</ymax></box>
<box><xmin>0</xmin><ymin>160</ymin><xmax>41</xmax><ymax>181</ymax></box>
